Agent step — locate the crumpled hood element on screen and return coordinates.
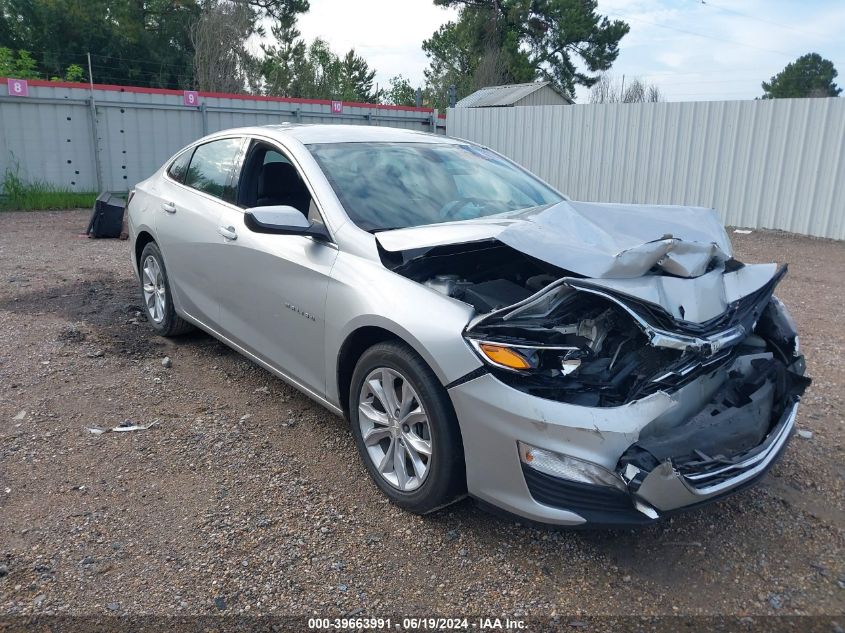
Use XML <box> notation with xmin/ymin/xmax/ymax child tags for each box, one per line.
<box><xmin>375</xmin><ymin>200</ymin><xmax>733</xmax><ymax>279</ymax></box>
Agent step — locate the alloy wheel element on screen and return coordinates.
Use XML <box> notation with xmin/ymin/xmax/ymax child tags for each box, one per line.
<box><xmin>142</xmin><ymin>255</ymin><xmax>166</xmax><ymax>324</ymax></box>
<box><xmin>358</xmin><ymin>367</ymin><xmax>433</xmax><ymax>491</ymax></box>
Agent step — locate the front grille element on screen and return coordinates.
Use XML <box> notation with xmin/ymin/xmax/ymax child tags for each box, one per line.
<box><xmin>677</xmin><ymin>401</ymin><xmax>796</xmax><ymax>490</ymax></box>
<box><xmin>522</xmin><ymin>465</ymin><xmax>655</xmax><ymax>526</ymax></box>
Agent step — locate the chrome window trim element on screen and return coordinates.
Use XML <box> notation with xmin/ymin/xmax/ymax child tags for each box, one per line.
<box><xmin>161</xmin><ymin>134</ymin><xmax>337</xmax><ymax>245</ymax></box>
<box><xmin>161</xmin><ymin>134</ymin><xmax>247</xmax><ymax>214</ymax></box>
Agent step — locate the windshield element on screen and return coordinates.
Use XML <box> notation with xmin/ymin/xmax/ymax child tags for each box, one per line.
<box><xmin>307</xmin><ymin>142</ymin><xmax>563</xmax><ymax>232</ymax></box>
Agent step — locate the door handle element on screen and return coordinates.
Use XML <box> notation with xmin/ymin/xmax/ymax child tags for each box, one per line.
<box><xmin>218</xmin><ymin>225</ymin><xmax>237</xmax><ymax>241</ymax></box>
<box><xmin>161</xmin><ymin>201</ymin><xmax>176</xmax><ymax>214</ymax></box>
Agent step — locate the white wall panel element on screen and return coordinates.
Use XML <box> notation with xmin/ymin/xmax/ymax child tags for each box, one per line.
<box><xmin>0</xmin><ymin>81</ymin><xmax>444</xmax><ymax>194</ymax></box>
<box><xmin>448</xmin><ymin>99</ymin><xmax>845</xmax><ymax>240</ymax></box>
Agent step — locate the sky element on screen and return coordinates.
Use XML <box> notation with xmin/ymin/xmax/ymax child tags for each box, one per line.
<box><xmin>290</xmin><ymin>0</ymin><xmax>845</xmax><ymax>103</ymax></box>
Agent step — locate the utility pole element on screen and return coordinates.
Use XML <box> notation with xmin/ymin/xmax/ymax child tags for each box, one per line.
<box><xmin>87</xmin><ymin>52</ymin><xmax>104</xmax><ymax>192</ymax></box>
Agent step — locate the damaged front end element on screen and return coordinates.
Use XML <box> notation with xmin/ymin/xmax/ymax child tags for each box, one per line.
<box><xmin>463</xmin><ymin>265</ymin><xmax>808</xmax><ymax>520</ymax></box>
<box><xmin>383</xmin><ymin>233</ymin><xmax>810</xmax><ymax>523</ymax></box>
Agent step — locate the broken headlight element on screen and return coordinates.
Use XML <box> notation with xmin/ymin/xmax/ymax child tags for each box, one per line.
<box><xmin>468</xmin><ymin>338</ymin><xmax>587</xmax><ymax>374</ymax></box>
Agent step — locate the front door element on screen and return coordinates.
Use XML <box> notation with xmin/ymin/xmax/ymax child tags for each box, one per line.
<box><xmin>216</xmin><ymin>140</ymin><xmax>338</xmax><ymax>398</ymax></box>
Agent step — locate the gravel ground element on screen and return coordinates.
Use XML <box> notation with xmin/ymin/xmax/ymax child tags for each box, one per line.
<box><xmin>0</xmin><ymin>210</ymin><xmax>843</xmax><ymax>620</ymax></box>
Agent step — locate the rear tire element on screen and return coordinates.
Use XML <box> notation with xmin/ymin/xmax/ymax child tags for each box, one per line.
<box><xmin>139</xmin><ymin>242</ymin><xmax>194</xmax><ymax>337</ymax></box>
<box><xmin>349</xmin><ymin>341</ymin><xmax>466</xmax><ymax>514</ymax></box>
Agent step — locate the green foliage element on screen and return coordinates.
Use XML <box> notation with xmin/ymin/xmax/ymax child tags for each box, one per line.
<box><xmin>1</xmin><ymin>0</ymin><xmax>394</xmax><ymax>103</ymax></box>
<box><xmin>423</xmin><ymin>0</ymin><xmax>629</xmax><ymax>107</ymax></box>
<box><xmin>261</xmin><ymin>0</ymin><xmax>310</xmax><ymax>97</ymax></box>
<box><xmin>0</xmin><ymin>47</ymin><xmax>39</xmax><ymax>78</ymax></box>
<box><xmin>762</xmin><ymin>53</ymin><xmax>842</xmax><ymax>99</ymax></box>
<box><xmin>263</xmin><ymin>36</ymin><xmax>380</xmax><ymax>102</ymax></box>
<box><xmin>49</xmin><ymin>63</ymin><xmax>87</xmax><ymax>82</ymax></box>
<box><xmin>384</xmin><ymin>75</ymin><xmax>418</xmax><ymax>107</ymax></box>
<box><xmin>0</xmin><ymin>0</ymin><xmax>199</xmax><ymax>88</ymax></box>
<box><xmin>422</xmin><ymin>12</ymin><xmax>480</xmax><ymax>109</ymax></box>
<box><xmin>338</xmin><ymin>49</ymin><xmax>378</xmax><ymax>102</ymax></box>
<box><xmin>64</xmin><ymin>64</ymin><xmax>85</xmax><ymax>82</ymax></box>
<box><xmin>1</xmin><ymin>162</ymin><xmax>96</xmax><ymax>211</ymax></box>
<box><xmin>1</xmin><ymin>46</ymin><xmax>88</xmax><ymax>82</ymax></box>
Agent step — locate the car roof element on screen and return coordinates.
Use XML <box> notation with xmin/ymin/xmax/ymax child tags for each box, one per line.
<box><xmin>215</xmin><ymin>123</ymin><xmax>462</xmax><ymax>145</ymax></box>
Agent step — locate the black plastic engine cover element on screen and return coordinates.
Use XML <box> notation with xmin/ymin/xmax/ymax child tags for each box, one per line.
<box><xmin>459</xmin><ymin>279</ymin><xmax>533</xmax><ymax>313</ymax></box>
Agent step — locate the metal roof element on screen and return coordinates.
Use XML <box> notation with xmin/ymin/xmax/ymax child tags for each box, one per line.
<box><xmin>455</xmin><ymin>81</ymin><xmax>572</xmax><ymax>107</ymax></box>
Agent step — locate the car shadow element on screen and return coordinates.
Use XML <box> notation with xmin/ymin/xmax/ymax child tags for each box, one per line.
<box><xmin>0</xmin><ymin>273</ymin><xmax>233</xmax><ymax>361</ymax></box>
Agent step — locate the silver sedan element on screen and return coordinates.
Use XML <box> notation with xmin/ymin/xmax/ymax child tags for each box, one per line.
<box><xmin>127</xmin><ymin>124</ymin><xmax>809</xmax><ymax>527</ymax></box>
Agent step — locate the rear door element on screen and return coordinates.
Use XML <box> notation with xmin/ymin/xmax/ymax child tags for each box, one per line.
<box><xmin>154</xmin><ymin>137</ymin><xmax>245</xmax><ymax>326</ymax></box>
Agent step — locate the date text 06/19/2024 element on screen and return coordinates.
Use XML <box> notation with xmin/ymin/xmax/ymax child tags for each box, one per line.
<box><xmin>307</xmin><ymin>617</ymin><xmax>527</xmax><ymax>630</ymax></box>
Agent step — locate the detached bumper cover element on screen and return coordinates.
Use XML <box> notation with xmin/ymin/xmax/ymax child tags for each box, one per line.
<box><xmin>521</xmin><ymin>466</ymin><xmax>656</xmax><ymax>526</ymax></box>
<box><xmin>519</xmin><ymin>400</ymin><xmax>797</xmax><ymax>525</ymax></box>
<box><xmin>630</xmin><ymin>401</ymin><xmax>797</xmax><ymax>512</ymax></box>
<box><xmin>449</xmin><ymin>345</ymin><xmax>807</xmax><ymax>526</ymax></box>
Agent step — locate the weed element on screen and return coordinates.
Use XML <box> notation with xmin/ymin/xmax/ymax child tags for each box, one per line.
<box><xmin>1</xmin><ymin>159</ymin><xmax>97</xmax><ymax>210</ymax></box>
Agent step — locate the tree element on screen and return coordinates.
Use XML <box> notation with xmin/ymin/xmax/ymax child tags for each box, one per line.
<box><xmin>59</xmin><ymin>64</ymin><xmax>86</xmax><ymax>83</ymax></box>
<box><xmin>0</xmin><ymin>0</ymin><xmax>199</xmax><ymax>88</ymax></box>
<box><xmin>422</xmin><ymin>11</ymin><xmax>482</xmax><ymax>109</ymax></box>
<box><xmin>384</xmin><ymin>75</ymin><xmax>418</xmax><ymax>107</ymax></box>
<box><xmin>0</xmin><ymin>0</ymin><xmax>310</xmax><ymax>90</ymax></box>
<box><xmin>423</xmin><ymin>0</ymin><xmax>629</xmax><ymax>108</ymax></box>
<box><xmin>1</xmin><ymin>47</ymin><xmax>88</xmax><ymax>82</ymax></box>
<box><xmin>590</xmin><ymin>74</ymin><xmax>663</xmax><ymax>104</ymax></box>
<box><xmin>0</xmin><ymin>47</ymin><xmax>39</xmax><ymax>79</ymax></box>
<box><xmin>293</xmin><ymin>38</ymin><xmax>339</xmax><ymax>99</ymax></box>
<box><xmin>337</xmin><ymin>49</ymin><xmax>379</xmax><ymax>102</ymax></box>
<box><xmin>263</xmin><ymin>36</ymin><xmax>381</xmax><ymax>102</ymax></box>
<box><xmin>191</xmin><ymin>1</ymin><xmax>259</xmax><ymax>92</ymax></box>
<box><xmin>762</xmin><ymin>53</ymin><xmax>842</xmax><ymax>99</ymax></box>
<box><xmin>261</xmin><ymin>0</ymin><xmax>309</xmax><ymax>96</ymax></box>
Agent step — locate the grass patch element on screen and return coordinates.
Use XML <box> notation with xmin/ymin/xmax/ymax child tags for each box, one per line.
<box><xmin>1</xmin><ymin>163</ymin><xmax>97</xmax><ymax>211</ymax></box>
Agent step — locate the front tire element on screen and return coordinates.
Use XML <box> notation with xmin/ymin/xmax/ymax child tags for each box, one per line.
<box><xmin>138</xmin><ymin>242</ymin><xmax>194</xmax><ymax>337</ymax></box>
<box><xmin>349</xmin><ymin>341</ymin><xmax>466</xmax><ymax>514</ymax></box>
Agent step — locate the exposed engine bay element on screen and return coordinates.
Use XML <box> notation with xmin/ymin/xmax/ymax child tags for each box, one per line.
<box><xmin>380</xmin><ymin>236</ymin><xmax>810</xmax><ymax>478</ymax></box>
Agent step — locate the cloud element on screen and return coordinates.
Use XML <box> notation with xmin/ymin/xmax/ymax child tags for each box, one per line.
<box><xmin>295</xmin><ymin>0</ymin><xmax>457</xmax><ymax>87</ymax></box>
<box><xmin>584</xmin><ymin>0</ymin><xmax>845</xmax><ymax>101</ymax></box>
<box><xmin>258</xmin><ymin>0</ymin><xmax>845</xmax><ymax>102</ymax></box>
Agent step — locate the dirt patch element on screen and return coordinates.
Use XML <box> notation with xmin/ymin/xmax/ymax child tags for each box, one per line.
<box><xmin>0</xmin><ymin>210</ymin><xmax>843</xmax><ymax>618</ymax></box>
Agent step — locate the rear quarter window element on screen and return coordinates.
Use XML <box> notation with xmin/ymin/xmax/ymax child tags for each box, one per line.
<box><xmin>166</xmin><ymin>149</ymin><xmax>193</xmax><ymax>183</ymax></box>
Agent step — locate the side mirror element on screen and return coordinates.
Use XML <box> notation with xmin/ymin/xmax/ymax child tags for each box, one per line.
<box><xmin>244</xmin><ymin>205</ymin><xmax>330</xmax><ymax>240</ymax></box>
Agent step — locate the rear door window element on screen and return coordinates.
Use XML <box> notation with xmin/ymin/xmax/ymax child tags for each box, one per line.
<box><xmin>184</xmin><ymin>138</ymin><xmax>243</xmax><ymax>203</ymax></box>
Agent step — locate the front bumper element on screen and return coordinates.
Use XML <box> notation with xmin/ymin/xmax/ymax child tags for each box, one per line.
<box><xmin>448</xmin><ymin>357</ymin><xmax>802</xmax><ymax>527</ymax></box>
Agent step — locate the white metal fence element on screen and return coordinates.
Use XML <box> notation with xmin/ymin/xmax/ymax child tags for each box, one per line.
<box><xmin>0</xmin><ymin>78</ymin><xmax>445</xmax><ymax>194</ymax></box>
<box><xmin>448</xmin><ymin>99</ymin><xmax>845</xmax><ymax>240</ymax></box>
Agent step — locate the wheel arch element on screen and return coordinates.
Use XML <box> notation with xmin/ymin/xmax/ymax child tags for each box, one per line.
<box><xmin>335</xmin><ymin>321</ymin><xmax>471</xmax><ymax>419</ymax></box>
<box><xmin>134</xmin><ymin>230</ymin><xmax>156</xmax><ymax>274</ymax></box>
<box><xmin>336</xmin><ymin>325</ymin><xmax>402</xmax><ymax>419</ymax></box>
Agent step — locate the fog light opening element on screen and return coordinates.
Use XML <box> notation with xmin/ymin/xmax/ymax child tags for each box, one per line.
<box><xmin>518</xmin><ymin>441</ymin><xmax>628</xmax><ymax>493</ymax></box>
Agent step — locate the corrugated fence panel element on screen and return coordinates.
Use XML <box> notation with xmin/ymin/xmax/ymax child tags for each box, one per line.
<box><xmin>0</xmin><ymin>86</ymin><xmax>96</xmax><ymax>189</ymax></box>
<box><xmin>1</xmin><ymin>79</ymin><xmax>445</xmax><ymax>194</ymax></box>
<box><xmin>448</xmin><ymin>99</ymin><xmax>845</xmax><ymax>240</ymax></box>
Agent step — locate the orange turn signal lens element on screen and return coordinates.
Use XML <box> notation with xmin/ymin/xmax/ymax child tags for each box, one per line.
<box><xmin>478</xmin><ymin>343</ymin><xmax>532</xmax><ymax>370</ymax></box>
